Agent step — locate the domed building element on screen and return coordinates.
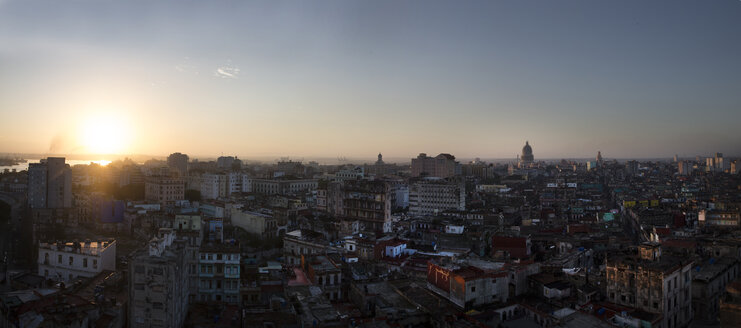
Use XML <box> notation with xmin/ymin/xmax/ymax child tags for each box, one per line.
<box><xmin>520</xmin><ymin>141</ymin><xmax>534</xmax><ymax>164</ymax></box>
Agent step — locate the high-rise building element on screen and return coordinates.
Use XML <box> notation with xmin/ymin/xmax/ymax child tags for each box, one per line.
<box><xmin>197</xmin><ymin>241</ymin><xmax>241</xmax><ymax>304</ymax></box>
<box><xmin>166</xmin><ymin>152</ymin><xmax>189</xmax><ymax>176</ymax></box>
<box><xmin>173</xmin><ymin>215</ymin><xmax>203</xmax><ymax>304</ymax></box>
<box><xmin>606</xmin><ymin>244</ymin><xmax>693</xmax><ymax>328</ymax></box>
<box><xmin>326</xmin><ymin>180</ymin><xmax>393</xmax><ymax>233</ymax></box>
<box><xmin>145</xmin><ymin>170</ymin><xmax>184</xmax><ymax>207</ymax></box>
<box><xmin>625</xmin><ymin>160</ymin><xmax>639</xmax><ymax>176</ymax></box>
<box><xmin>28</xmin><ymin>157</ymin><xmax>72</xmax><ymax>209</ymax></box>
<box><xmin>707</xmin><ymin>157</ymin><xmax>717</xmax><ymax>172</ymax></box>
<box><xmin>678</xmin><ymin>161</ymin><xmax>693</xmax><ymax>176</ymax></box>
<box><xmin>409</xmin><ymin>178</ymin><xmax>465</xmax><ymax>216</ymax></box>
<box><xmin>216</xmin><ymin>156</ymin><xmax>233</xmax><ymax>169</ymax></box>
<box><xmin>411</xmin><ymin>153</ymin><xmax>459</xmax><ymax>178</ymax></box>
<box><xmin>129</xmin><ymin>229</ymin><xmax>189</xmax><ymax>328</ymax></box>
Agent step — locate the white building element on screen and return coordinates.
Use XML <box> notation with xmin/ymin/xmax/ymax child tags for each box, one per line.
<box><xmin>445</xmin><ymin>225</ymin><xmax>465</xmax><ymax>234</ymax></box>
<box><xmin>334</xmin><ymin>166</ymin><xmax>364</xmax><ymax>181</ymax></box>
<box><xmin>384</xmin><ymin>241</ymin><xmax>407</xmax><ymax>258</ymax></box>
<box><xmin>200</xmin><ymin>173</ymin><xmax>223</xmax><ymax>200</ymax></box>
<box><xmin>250</xmin><ymin>179</ymin><xmax>318</xmax><ymax>195</ymax></box>
<box><xmin>409</xmin><ymin>179</ymin><xmax>465</xmax><ymax>216</ymax></box>
<box><xmin>201</xmin><ymin>172</ymin><xmax>248</xmax><ymax>199</ymax></box>
<box><xmin>227</xmin><ymin>172</ymin><xmax>242</xmax><ymax>194</ymax></box>
<box><xmin>38</xmin><ymin>239</ymin><xmax>116</xmax><ymax>282</ymax></box>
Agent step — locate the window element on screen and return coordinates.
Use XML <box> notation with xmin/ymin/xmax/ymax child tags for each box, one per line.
<box><xmin>83</xmin><ymin>258</ymin><xmax>88</xmax><ymax>268</ymax></box>
<box><xmin>217</xmin><ymin>254</ymin><xmax>222</xmax><ymax>260</ymax></box>
<box><xmin>58</xmin><ymin>254</ymin><xmax>62</xmax><ymax>263</ymax></box>
<box><xmin>471</xmin><ymin>286</ymin><xmax>476</xmax><ymax>293</ymax></box>
<box><xmin>69</xmin><ymin>256</ymin><xmax>74</xmax><ymax>265</ymax></box>
<box><xmin>93</xmin><ymin>259</ymin><xmax>97</xmax><ymax>269</ymax></box>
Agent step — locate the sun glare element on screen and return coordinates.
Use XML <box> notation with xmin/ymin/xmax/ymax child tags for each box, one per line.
<box><xmin>81</xmin><ymin>113</ymin><xmax>129</xmax><ymax>154</ymax></box>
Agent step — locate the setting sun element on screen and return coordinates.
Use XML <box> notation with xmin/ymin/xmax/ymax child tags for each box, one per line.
<box><xmin>80</xmin><ymin>113</ymin><xmax>129</xmax><ymax>154</ymax></box>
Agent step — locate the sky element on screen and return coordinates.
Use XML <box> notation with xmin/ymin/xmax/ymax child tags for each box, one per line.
<box><xmin>0</xmin><ymin>0</ymin><xmax>740</xmax><ymax>160</ymax></box>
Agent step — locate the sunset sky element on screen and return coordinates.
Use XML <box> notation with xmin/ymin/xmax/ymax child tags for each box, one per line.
<box><xmin>1</xmin><ymin>0</ymin><xmax>740</xmax><ymax>160</ymax></box>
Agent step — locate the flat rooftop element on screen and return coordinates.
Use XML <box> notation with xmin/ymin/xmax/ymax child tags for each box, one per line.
<box><xmin>39</xmin><ymin>240</ymin><xmax>116</xmax><ymax>256</ymax></box>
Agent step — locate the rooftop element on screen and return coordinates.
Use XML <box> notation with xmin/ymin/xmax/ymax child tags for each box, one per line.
<box><xmin>39</xmin><ymin>240</ymin><xmax>116</xmax><ymax>256</ymax></box>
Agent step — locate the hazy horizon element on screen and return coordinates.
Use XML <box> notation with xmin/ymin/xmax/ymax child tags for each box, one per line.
<box><xmin>1</xmin><ymin>151</ymin><xmax>731</xmax><ymax>167</ymax></box>
<box><xmin>2</xmin><ymin>0</ymin><xmax>740</xmax><ymax>158</ymax></box>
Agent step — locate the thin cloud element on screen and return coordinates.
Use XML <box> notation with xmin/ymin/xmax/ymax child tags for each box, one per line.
<box><xmin>214</xmin><ymin>66</ymin><xmax>240</xmax><ymax>79</ymax></box>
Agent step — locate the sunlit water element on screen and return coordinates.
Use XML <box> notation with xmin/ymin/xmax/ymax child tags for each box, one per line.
<box><xmin>0</xmin><ymin>159</ymin><xmax>112</xmax><ymax>172</ymax></box>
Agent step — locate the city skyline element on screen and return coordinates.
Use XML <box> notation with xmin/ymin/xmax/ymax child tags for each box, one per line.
<box><xmin>1</xmin><ymin>0</ymin><xmax>740</xmax><ymax>159</ymax></box>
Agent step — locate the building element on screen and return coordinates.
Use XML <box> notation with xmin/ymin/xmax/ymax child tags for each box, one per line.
<box><xmin>333</xmin><ymin>166</ymin><xmax>364</xmax><ymax>181</ymax></box>
<box><xmin>364</xmin><ymin>153</ymin><xmax>397</xmax><ymax>176</ymax></box>
<box><xmin>491</xmin><ymin>235</ymin><xmax>531</xmax><ymax>260</ymax></box>
<box><xmin>200</xmin><ymin>172</ymin><xmax>227</xmax><ymax>200</ymax></box>
<box><xmin>166</xmin><ymin>152</ymin><xmax>189</xmax><ymax>176</ymax></box>
<box><xmin>173</xmin><ymin>214</ymin><xmax>203</xmax><ymax>303</ymax></box>
<box><xmin>678</xmin><ymin>161</ymin><xmax>693</xmax><ymax>176</ymax></box>
<box><xmin>520</xmin><ymin>141</ymin><xmax>534</xmax><ymax>165</ymax></box>
<box><xmin>699</xmin><ymin>210</ymin><xmax>741</xmax><ymax>228</ymax></box>
<box><xmin>145</xmin><ymin>172</ymin><xmax>184</xmax><ymax>207</ymax></box>
<box><xmin>605</xmin><ymin>243</ymin><xmax>693</xmax><ymax>328</ymax></box>
<box><xmin>408</xmin><ymin>178</ymin><xmax>465</xmax><ymax>216</ymax></box>
<box><xmin>231</xmin><ymin>210</ymin><xmax>277</xmax><ymax>239</ymax></box>
<box><xmin>216</xmin><ymin>156</ymin><xmax>236</xmax><ymax>169</ymax></box>
<box><xmin>129</xmin><ymin>229</ymin><xmax>189</xmax><ymax>328</ymax></box>
<box><xmin>28</xmin><ymin>157</ymin><xmax>72</xmax><ymax>209</ymax></box>
<box><xmin>200</xmin><ymin>172</ymin><xmax>248</xmax><ymax>199</ymax></box>
<box><xmin>305</xmin><ymin>256</ymin><xmax>343</xmax><ymax>301</ymax></box>
<box><xmin>38</xmin><ymin>239</ymin><xmax>116</xmax><ymax>282</ymax></box>
<box><xmin>250</xmin><ymin>178</ymin><xmax>317</xmax><ymax>195</ymax></box>
<box><xmin>283</xmin><ymin>230</ymin><xmax>336</xmax><ymax>267</ymax></box>
<box><xmin>411</xmin><ymin>153</ymin><xmax>459</xmax><ymax>178</ymax></box>
<box><xmin>427</xmin><ymin>260</ymin><xmax>509</xmax><ymax>309</ymax></box>
<box><xmin>692</xmin><ymin>257</ymin><xmax>740</xmax><ymax>325</ymax></box>
<box><xmin>198</xmin><ymin>241</ymin><xmax>241</xmax><ymax>304</ymax></box>
<box><xmin>327</xmin><ymin>180</ymin><xmax>393</xmax><ymax>233</ymax></box>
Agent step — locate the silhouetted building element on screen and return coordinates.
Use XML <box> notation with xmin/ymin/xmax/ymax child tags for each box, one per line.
<box><xmin>520</xmin><ymin>141</ymin><xmax>534</xmax><ymax>165</ymax></box>
<box><xmin>28</xmin><ymin>157</ymin><xmax>72</xmax><ymax>209</ymax></box>
<box><xmin>166</xmin><ymin>152</ymin><xmax>189</xmax><ymax>176</ymax></box>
